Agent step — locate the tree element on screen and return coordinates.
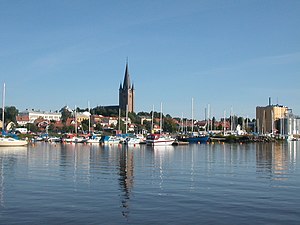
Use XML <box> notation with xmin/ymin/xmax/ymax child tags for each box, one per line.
<box><xmin>163</xmin><ymin>117</ymin><xmax>178</xmax><ymax>133</ymax></box>
<box><xmin>60</xmin><ymin>106</ymin><xmax>72</xmax><ymax>124</ymax></box>
<box><xmin>237</xmin><ymin>117</ymin><xmax>244</xmax><ymax>126</ymax></box>
<box><xmin>0</xmin><ymin>106</ymin><xmax>18</xmax><ymax>124</ymax></box>
<box><xmin>212</xmin><ymin>117</ymin><xmax>216</xmax><ymax>130</ymax></box>
<box><xmin>26</xmin><ymin>123</ymin><xmax>39</xmax><ymax>133</ymax></box>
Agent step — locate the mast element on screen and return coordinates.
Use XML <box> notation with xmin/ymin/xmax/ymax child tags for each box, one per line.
<box><xmin>230</xmin><ymin>107</ymin><xmax>233</xmax><ymax>131</ymax></box>
<box><xmin>207</xmin><ymin>104</ymin><xmax>210</xmax><ymax>132</ymax></box>
<box><xmin>2</xmin><ymin>83</ymin><xmax>5</xmax><ymax>131</ymax></box>
<box><xmin>118</xmin><ymin>107</ymin><xmax>121</xmax><ymax>132</ymax></box>
<box><xmin>191</xmin><ymin>97</ymin><xmax>194</xmax><ymax>133</ymax></box>
<box><xmin>125</xmin><ymin>104</ymin><xmax>128</xmax><ymax>134</ymax></box>
<box><xmin>88</xmin><ymin>101</ymin><xmax>91</xmax><ymax>134</ymax></box>
<box><xmin>271</xmin><ymin>109</ymin><xmax>274</xmax><ymax>135</ymax></box>
<box><xmin>223</xmin><ymin>110</ymin><xmax>226</xmax><ymax>135</ymax></box>
<box><xmin>74</xmin><ymin>105</ymin><xmax>77</xmax><ymax>135</ymax></box>
<box><xmin>160</xmin><ymin>102</ymin><xmax>163</xmax><ymax>134</ymax></box>
<box><xmin>181</xmin><ymin>112</ymin><xmax>184</xmax><ymax>133</ymax></box>
<box><xmin>151</xmin><ymin>105</ymin><xmax>154</xmax><ymax>134</ymax></box>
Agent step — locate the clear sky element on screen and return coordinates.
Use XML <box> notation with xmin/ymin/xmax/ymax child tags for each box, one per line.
<box><xmin>1</xmin><ymin>0</ymin><xmax>299</xmax><ymax>120</ymax></box>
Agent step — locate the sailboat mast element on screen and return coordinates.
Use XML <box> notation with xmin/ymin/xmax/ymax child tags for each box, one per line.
<box><xmin>207</xmin><ymin>104</ymin><xmax>210</xmax><ymax>132</ymax></box>
<box><xmin>223</xmin><ymin>110</ymin><xmax>226</xmax><ymax>135</ymax></box>
<box><xmin>2</xmin><ymin>83</ymin><xmax>5</xmax><ymax>131</ymax></box>
<box><xmin>74</xmin><ymin>105</ymin><xmax>77</xmax><ymax>135</ymax></box>
<box><xmin>160</xmin><ymin>102</ymin><xmax>163</xmax><ymax>134</ymax></box>
<box><xmin>151</xmin><ymin>105</ymin><xmax>154</xmax><ymax>134</ymax></box>
<box><xmin>181</xmin><ymin>112</ymin><xmax>184</xmax><ymax>133</ymax></box>
<box><xmin>118</xmin><ymin>108</ymin><xmax>121</xmax><ymax>132</ymax></box>
<box><xmin>126</xmin><ymin>104</ymin><xmax>128</xmax><ymax>134</ymax></box>
<box><xmin>191</xmin><ymin>97</ymin><xmax>194</xmax><ymax>133</ymax></box>
<box><xmin>88</xmin><ymin>101</ymin><xmax>91</xmax><ymax>134</ymax></box>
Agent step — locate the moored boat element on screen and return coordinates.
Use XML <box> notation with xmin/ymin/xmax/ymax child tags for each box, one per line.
<box><xmin>101</xmin><ymin>136</ymin><xmax>122</xmax><ymax>145</ymax></box>
<box><xmin>61</xmin><ymin>134</ymin><xmax>87</xmax><ymax>143</ymax></box>
<box><xmin>0</xmin><ymin>137</ymin><xmax>28</xmax><ymax>147</ymax></box>
<box><xmin>177</xmin><ymin>132</ymin><xmax>209</xmax><ymax>144</ymax></box>
<box><xmin>146</xmin><ymin>133</ymin><xmax>175</xmax><ymax>146</ymax></box>
<box><xmin>86</xmin><ymin>134</ymin><xmax>101</xmax><ymax>144</ymax></box>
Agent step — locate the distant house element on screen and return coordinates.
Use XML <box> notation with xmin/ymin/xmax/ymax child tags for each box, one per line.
<box><xmin>75</xmin><ymin>112</ymin><xmax>90</xmax><ymax>123</ymax></box>
<box><xmin>100</xmin><ymin>117</ymin><xmax>118</xmax><ymax>128</ymax></box>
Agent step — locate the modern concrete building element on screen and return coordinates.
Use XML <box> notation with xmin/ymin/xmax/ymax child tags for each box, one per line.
<box><xmin>119</xmin><ymin>62</ymin><xmax>134</xmax><ymax>113</ymax></box>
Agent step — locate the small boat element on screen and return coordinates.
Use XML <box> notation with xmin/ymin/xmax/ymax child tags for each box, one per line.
<box><xmin>47</xmin><ymin>137</ymin><xmax>61</xmax><ymax>143</ymax></box>
<box><xmin>86</xmin><ymin>134</ymin><xmax>101</xmax><ymax>144</ymax></box>
<box><xmin>124</xmin><ymin>134</ymin><xmax>145</xmax><ymax>145</ymax></box>
<box><xmin>101</xmin><ymin>136</ymin><xmax>122</xmax><ymax>145</ymax></box>
<box><xmin>0</xmin><ymin>137</ymin><xmax>28</xmax><ymax>147</ymax></box>
<box><xmin>146</xmin><ymin>134</ymin><xmax>175</xmax><ymax>146</ymax></box>
<box><xmin>61</xmin><ymin>134</ymin><xmax>86</xmax><ymax>143</ymax></box>
<box><xmin>177</xmin><ymin>132</ymin><xmax>209</xmax><ymax>144</ymax></box>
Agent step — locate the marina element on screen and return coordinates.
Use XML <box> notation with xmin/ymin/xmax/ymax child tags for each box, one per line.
<box><xmin>0</xmin><ymin>141</ymin><xmax>299</xmax><ymax>224</ymax></box>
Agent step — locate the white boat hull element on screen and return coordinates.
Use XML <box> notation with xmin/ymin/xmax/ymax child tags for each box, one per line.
<box><xmin>0</xmin><ymin>138</ymin><xmax>28</xmax><ymax>147</ymax></box>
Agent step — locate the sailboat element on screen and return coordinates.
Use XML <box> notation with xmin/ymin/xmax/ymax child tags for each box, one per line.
<box><xmin>177</xmin><ymin>98</ymin><xmax>209</xmax><ymax>144</ymax></box>
<box><xmin>0</xmin><ymin>83</ymin><xmax>28</xmax><ymax>147</ymax></box>
<box><xmin>146</xmin><ymin>103</ymin><xmax>175</xmax><ymax>146</ymax></box>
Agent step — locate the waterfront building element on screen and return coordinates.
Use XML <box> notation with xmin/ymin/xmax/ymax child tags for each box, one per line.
<box><xmin>256</xmin><ymin>99</ymin><xmax>288</xmax><ymax>134</ymax></box>
<box><xmin>119</xmin><ymin>62</ymin><xmax>135</xmax><ymax>113</ymax></box>
<box><xmin>282</xmin><ymin>113</ymin><xmax>300</xmax><ymax>136</ymax></box>
<box><xmin>75</xmin><ymin>111</ymin><xmax>90</xmax><ymax>123</ymax></box>
<box><xmin>16</xmin><ymin>109</ymin><xmax>61</xmax><ymax>126</ymax></box>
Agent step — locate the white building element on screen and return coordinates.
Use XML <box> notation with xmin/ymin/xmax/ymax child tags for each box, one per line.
<box><xmin>16</xmin><ymin>109</ymin><xmax>62</xmax><ymax>126</ymax></box>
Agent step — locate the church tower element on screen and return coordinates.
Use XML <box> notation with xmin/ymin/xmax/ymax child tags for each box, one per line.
<box><xmin>119</xmin><ymin>62</ymin><xmax>134</xmax><ymax>113</ymax></box>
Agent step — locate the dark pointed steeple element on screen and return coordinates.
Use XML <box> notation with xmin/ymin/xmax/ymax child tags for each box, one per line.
<box><xmin>122</xmin><ymin>62</ymin><xmax>131</xmax><ymax>90</ymax></box>
<box><xmin>119</xmin><ymin>60</ymin><xmax>134</xmax><ymax>113</ymax></box>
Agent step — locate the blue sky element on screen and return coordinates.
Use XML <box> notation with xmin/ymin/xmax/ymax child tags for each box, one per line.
<box><xmin>1</xmin><ymin>0</ymin><xmax>299</xmax><ymax>120</ymax></box>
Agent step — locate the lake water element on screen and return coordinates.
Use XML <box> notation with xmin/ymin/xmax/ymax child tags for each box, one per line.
<box><xmin>0</xmin><ymin>141</ymin><xmax>299</xmax><ymax>224</ymax></box>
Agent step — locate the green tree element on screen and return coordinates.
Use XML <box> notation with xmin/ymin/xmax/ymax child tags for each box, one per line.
<box><xmin>116</xmin><ymin>120</ymin><xmax>126</xmax><ymax>133</ymax></box>
<box><xmin>26</xmin><ymin>123</ymin><xmax>39</xmax><ymax>133</ymax></box>
<box><xmin>0</xmin><ymin>106</ymin><xmax>18</xmax><ymax>124</ymax></box>
<box><xmin>238</xmin><ymin>117</ymin><xmax>244</xmax><ymax>126</ymax></box>
<box><xmin>212</xmin><ymin>117</ymin><xmax>216</xmax><ymax>130</ymax></box>
<box><xmin>60</xmin><ymin>106</ymin><xmax>72</xmax><ymax>124</ymax></box>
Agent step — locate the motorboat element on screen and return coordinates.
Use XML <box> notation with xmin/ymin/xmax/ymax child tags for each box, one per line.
<box><xmin>146</xmin><ymin>134</ymin><xmax>175</xmax><ymax>146</ymax></box>
<box><xmin>101</xmin><ymin>136</ymin><xmax>122</xmax><ymax>145</ymax></box>
<box><xmin>86</xmin><ymin>135</ymin><xmax>101</xmax><ymax>144</ymax></box>
<box><xmin>0</xmin><ymin>137</ymin><xmax>28</xmax><ymax>147</ymax></box>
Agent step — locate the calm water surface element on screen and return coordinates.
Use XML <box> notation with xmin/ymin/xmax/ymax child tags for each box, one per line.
<box><xmin>0</xmin><ymin>141</ymin><xmax>299</xmax><ymax>224</ymax></box>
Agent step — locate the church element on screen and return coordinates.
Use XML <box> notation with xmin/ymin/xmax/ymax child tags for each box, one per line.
<box><xmin>94</xmin><ymin>62</ymin><xmax>135</xmax><ymax>114</ymax></box>
<box><xmin>119</xmin><ymin>62</ymin><xmax>135</xmax><ymax>113</ymax></box>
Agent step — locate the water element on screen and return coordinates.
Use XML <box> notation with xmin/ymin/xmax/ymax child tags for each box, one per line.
<box><xmin>0</xmin><ymin>142</ymin><xmax>299</xmax><ymax>224</ymax></box>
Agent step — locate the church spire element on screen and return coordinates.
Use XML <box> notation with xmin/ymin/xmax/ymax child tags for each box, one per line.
<box><xmin>122</xmin><ymin>61</ymin><xmax>131</xmax><ymax>90</ymax></box>
<box><xmin>119</xmin><ymin>60</ymin><xmax>134</xmax><ymax>113</ymax></box>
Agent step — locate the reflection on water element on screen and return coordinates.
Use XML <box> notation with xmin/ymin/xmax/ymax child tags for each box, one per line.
<box><xmin>0</xmin><ymin>146</ymin><xmax>28</xmax><ymax>207</ymax></box>
<box><xmin>119</xmin><ymin>146</ymin><xmax>134</xmax><ymax>219</ymax></box>
<box><xmin>0</xmin><ymin>142</ymin><xmax>299</xmax><ymax>224</ymax></box>
<box><xmin>256</xmin><ymin>142</ymin><xmax>298</xmax><ymax>181</ymax></box>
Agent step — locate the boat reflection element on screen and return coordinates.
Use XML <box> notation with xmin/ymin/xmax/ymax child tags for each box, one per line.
<box><xmin>0</xmin><ymin>146</ymin><xmax>28</xmax><ymax>207</ymax></box>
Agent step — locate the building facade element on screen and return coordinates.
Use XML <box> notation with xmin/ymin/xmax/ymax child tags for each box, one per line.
<box><xmin>16</xmin><ymin>109</ymin><xmax>62</xmax><ymax>126</ymax></box>
<box><xmin>256</xmin><ymin>104</ymin><xmax>288</xmax><ymax>134</ymax></box>
<box><xmin>119</xmin><ymin>62</ymin><xmax>134</xmax><ymax>113</ymax></box>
